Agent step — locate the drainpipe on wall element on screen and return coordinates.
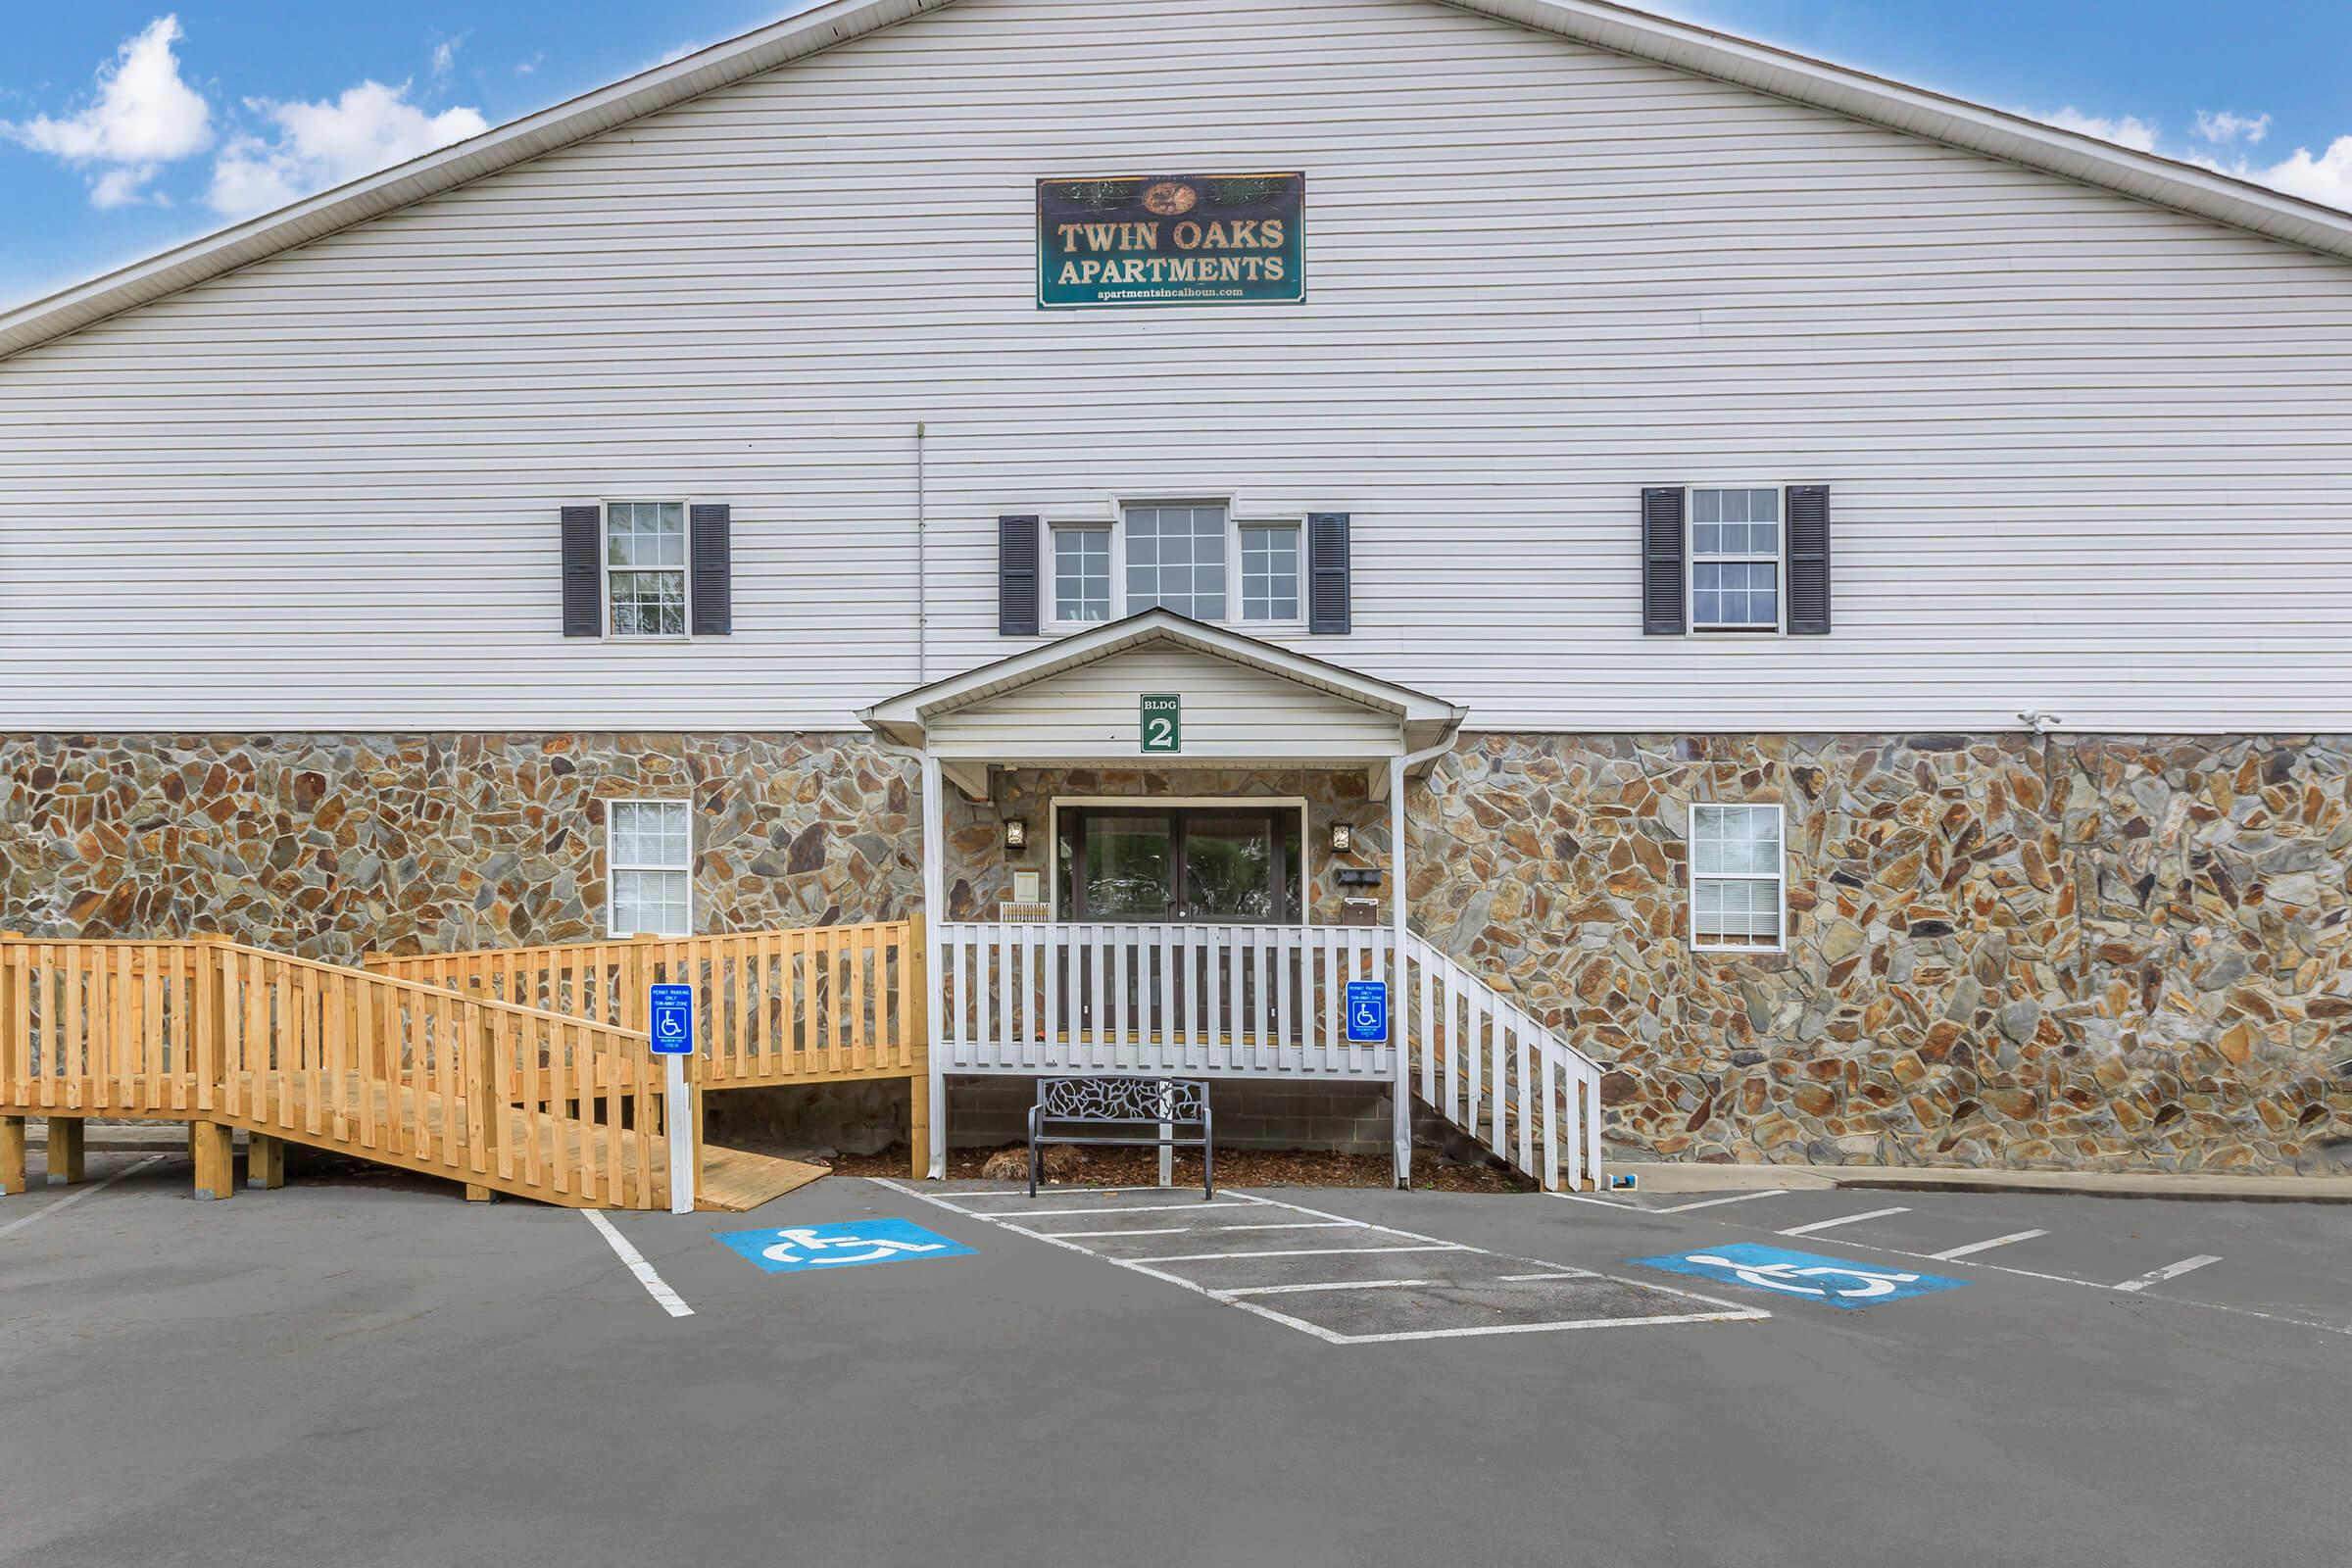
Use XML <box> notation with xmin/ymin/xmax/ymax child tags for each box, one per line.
<box><xmin>1392</xmin><ymin>733</ymin><xmax>1458</xmax><ymax>1190</ymax></box>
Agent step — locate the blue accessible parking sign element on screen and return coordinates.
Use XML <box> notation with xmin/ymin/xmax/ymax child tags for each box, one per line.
<box><xmin>648</xmin><ymin>983</ymin><xmax>694</xmax><ymax>1055</ymax></box>
<box><xmin>1632</xmin><ymin>1242</ymin><xmax>1969</xmax><ymax>1310</ymax></box>
<box><xmin>1345</xmin><ymin>980</ymin><xmax>1388</xmax><ymax>1044</ymax></box>
<box><xmin>713</xmin><ymin>1218</ymin><xmax>974</xmax><ymax>1276</ymax></box>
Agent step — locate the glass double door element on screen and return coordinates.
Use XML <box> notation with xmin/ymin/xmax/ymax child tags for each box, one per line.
<box><xmin>1054</xmin><ymin>807</ymin><xmax>1302</xmax><ymax>1040</ymax></box>
<box><xmin>1057</xmin><ymin>807</ymin><xmax>1299</xmax><ymax>925</ymax></box>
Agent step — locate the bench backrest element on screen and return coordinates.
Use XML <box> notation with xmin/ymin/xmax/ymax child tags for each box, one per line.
<box><xmin>1035</xmin><ymin>1076</ymin><xmax>1208</xmax><ymax>1129</ymax></box>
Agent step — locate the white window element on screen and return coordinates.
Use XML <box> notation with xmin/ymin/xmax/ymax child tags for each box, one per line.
<box><xmin>1689</xmin><ymin>803</ymin><xmax>1784</xmax><ymax>952</ymax></box>
<box><xmin>1053</xmin><ymin>525</ymin><xmax>1112</xmax><ymax>623</ymax></box>
<box><xmin>606</xmin><ymin>501</ymin><xmax>688</xmax><ymax>638</ymax></box>
<box><xmin>1240</xmin><ymin>523</ymin><xmax>1301</xmax><ymax>622</ymax></box>
<box><xmin>608</xmin><ymin>800</ymin><xmax>692</xmax><ymax>937</ymax></box>
<box><xmin>1045</xmin><ymin>503</ymin><xmax>1303</xmax><ymax>629</ymax></box>
<box><xmin>1126</xmin><ymin>504</ymin><xmax>1228</xmax><ymax>620</ymax></box>
<box><xmin>1690</xmin><ymin>487</ymin><xmax>1780</xmax><ymax>632</ymax></box>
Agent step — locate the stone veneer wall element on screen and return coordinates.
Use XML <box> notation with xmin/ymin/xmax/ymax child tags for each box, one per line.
<box><xmin>1413</xmin><ymin>734</ymin><xmax>2350</xmax><ymax>1175</ymax></box>
<box><xmin>4</xmin><ymin>729</ymin><xmax>2346</xmax><ymax>1173</ymax></box>
<box><xmin>0</xmin><ymin>732</ymin><xmax>920</xmax><ymax>959</ymax></box>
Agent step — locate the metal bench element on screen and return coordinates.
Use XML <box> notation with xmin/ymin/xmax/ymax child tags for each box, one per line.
<box><xmin>1028</xmin><ymin>1076</ymin><xmax>1213</xmax><ymax>1199</ymax></box>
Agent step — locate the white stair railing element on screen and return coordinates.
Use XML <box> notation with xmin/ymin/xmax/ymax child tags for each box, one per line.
<box><xmin>1402</xmin><ymin>933</ymin><xmax>1606</xmax><ymax>1193</ymax></box>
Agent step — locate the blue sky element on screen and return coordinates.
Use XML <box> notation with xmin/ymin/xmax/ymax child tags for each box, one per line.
<box><xmin>3</xmin><ymin>1</ymin><xmax>2348</xmax><ymax>311</ymax></box>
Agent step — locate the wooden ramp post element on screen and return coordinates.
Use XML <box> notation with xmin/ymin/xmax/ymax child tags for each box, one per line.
<box><xmin>0</xmin><ymin>932</ymin><xmax>23</xmax><ymax>1195</ymax></box>
<box><xmin>47</xmin><ymin>1118</ymin><xmax>85</xmax><ymax>1186</ymax></box>
<box><xmin>191</xmin><ymin>1123</ymin><xmax>236</xmax><ymax>1200</ymax></box>
<box><xmin>247</xmin><ymin>1134</ymin><xmax>285</xmax><ymax>1191</ymax></box>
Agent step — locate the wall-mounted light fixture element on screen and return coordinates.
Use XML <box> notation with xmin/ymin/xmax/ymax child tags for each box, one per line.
<box><xmin>1329</xmin><ymin>822</ymin><xmax>1353</xmax><ymax>854</ymax></box>
<box><xmin>1003</xmin><ymin>817</ymin><xmax>1028</xmax><ymax>852</ymax></box>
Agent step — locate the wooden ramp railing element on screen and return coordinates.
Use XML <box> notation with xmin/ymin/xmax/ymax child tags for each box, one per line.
<box><xmin>366</xmin><ymin>918</ymin><xmax>929</xmax><ymax>1173</ymax></box>
<box><xmin>0</xmin><ymin>935</ymin><xmax>678</xmax><ymax>1208</ymax></box>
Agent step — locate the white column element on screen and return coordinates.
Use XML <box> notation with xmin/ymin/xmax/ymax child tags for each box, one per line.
<box><xmin>1390</xmin><ymin>752</ymin><xmax>1410</xmax><ymax>1189</ymax></box>
<box><xmin>921</xmin><ymin>752</ymin><xmax>948</xmax><ymax>1180</ymax></box>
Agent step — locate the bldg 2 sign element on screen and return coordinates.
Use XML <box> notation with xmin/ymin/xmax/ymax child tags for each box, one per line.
<box><xmin>1039</xmin><ymin>173</ymin><xmax>1304</xmax><ymax>308</ymax></box>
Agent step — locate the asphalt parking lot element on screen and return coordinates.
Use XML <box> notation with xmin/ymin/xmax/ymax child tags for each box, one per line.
<box><xmin>4</xmin><ymin>1149</ymin><xmax>2347</xmax><ymax>1568</ymax></box>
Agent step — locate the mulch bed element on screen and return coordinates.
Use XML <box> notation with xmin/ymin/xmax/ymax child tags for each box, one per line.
<box><xmin>826</xmin><ymin>1143</ymin><xmax>1536</xmax><ymax>1193</ymax></box>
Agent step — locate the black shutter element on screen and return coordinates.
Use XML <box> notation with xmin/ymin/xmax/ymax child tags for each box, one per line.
<box><xmin>1307</xmin><ymin>513</ymin><xmax>1351</xmax><ymax>635</ymax></box>
<box><xmin>561</xmin><ymin>505</ymin><xmax>602</xmax><ymax>638</ymax></box>
<box><xmin>690</xmin><ymin>503</ymin><xmax>732</xmax><ymax>636</ymax></box>
<box><xmin>1642</xmin><ymin>487</ymin><xmax>1687</xmax><ymax>635</ymax></box>
<box><xmin>1785</xmin><ymin>485</ymin><xmax>1831</xmax><ymax>636</ymax></box>
<box><xmin>998</xmin><ymin>514</ymin><xmax>1040</xmax><ymax>636</ymax></box>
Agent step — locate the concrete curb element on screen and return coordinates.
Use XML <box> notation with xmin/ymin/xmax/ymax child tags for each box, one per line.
<box><xmin>1605</xmin><ymin>1160</ymin><xmax>2352</xmax><ymax>1204</ymax></box>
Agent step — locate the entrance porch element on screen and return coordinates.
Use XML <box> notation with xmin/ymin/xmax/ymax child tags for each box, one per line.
<box><xmin>861</xmin><ymin>611</ymin><xmax>1606</xmax><ymax>1189</ymax></box>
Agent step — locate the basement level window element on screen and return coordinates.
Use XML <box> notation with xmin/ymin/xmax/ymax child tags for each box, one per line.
<box><xmin>1690</xmin><ymin>803</ymin><xmax>1784</xmax><ymax>953</ymax></box>
<box><xmin>609</xmin><ymin>800</ymin><xmax>691</xmax><ymax>938</ymax></box>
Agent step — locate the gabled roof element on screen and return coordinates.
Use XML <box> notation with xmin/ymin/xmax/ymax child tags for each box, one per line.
<box><xmin>7</xmin><ymin>0</ymin><xmax>2352</xmax><ymax>363</ymax></box>
<box><xmin>858</xmin><ymin>610</ymin><xmax>1468</xmax><ymax>756</ymax></box>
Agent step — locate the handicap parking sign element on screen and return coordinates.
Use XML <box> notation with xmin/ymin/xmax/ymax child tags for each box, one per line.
<box><xmin>649</xmin><ymin>983</ymin><xmax>693</xmax><ymax>1055</ymax></box>
<box><xmin>1346</xmin><ymin>980</ymin><xmax>1388</xmax><ymax>1044</ymax></box>
<box><xmin>1633</xmin><ymin>1242</ymin><xmax>1968</xmax><ymax>1310</ymax></box>
<box><xmin>713</xmin><ymin>1218</ymin><xmax>975</xmax><ymax>1276</ymax></box>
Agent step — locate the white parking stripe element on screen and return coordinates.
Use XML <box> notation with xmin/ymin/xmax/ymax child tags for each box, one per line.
<box><xmin>0</xmin><ymin>1154</ymin><xmax>165</xmax><ymax>1239</ymax></box>
<box><xmin>1041</xmin><ymin>1226</ymin><xmax>1188</xmax><ymax>1239</ymax></box>
<box><xmin>872</xmin><ymin>1179</ymin><xmax>1768</xmax><ymax>1343</ymax></box>
<box><xmin>1226</xmin><ymin>1278</ymin><xmax>1433</xmax><ymax>1298</ymax></box>
<box><xmin>1140</xmin><ymin>1243</ymin><xmax>1463</xmax><ymax>1264</ymax></box>
<box><xmin>1213</xmin><ymin>1220</ymin><xmax>1363</xmax><ymax>1232</ymax></box>
<box><xmin>1496</xmin><ymin>1271</ymin><xmax>1593</xmax><ymax>1282</ymax></box>
<box><xmin>1929</xmin><ymin>1229</ymin><xmax>2049</xmax><ymax>1261</ymax></box>
<box><xmin>580</xmin><ymin>1209</ymin><xmax>694</xmax><ymax>1319</ymax></box>
<box><xmin>1011</xmin><ymin>1201</ymin><xmax>1245</xmax><ymax>1218</ymax></box>
<box><xmin>1651</xmin><ymin>1190</ymin><xmax>1790</xmax><ymax>1214</ymax></box>
<box><xmin>2115</xmin><ymin>1255</ymin><xmax>2223</xmax><ymax>1293</ymax></box>
<box><xmin>1777</xmin><ymin>1206</ymin><xmax>1911</xmax><ymax>1238</ymax></box>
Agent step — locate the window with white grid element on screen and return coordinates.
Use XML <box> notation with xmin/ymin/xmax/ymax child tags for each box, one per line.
<box><xmin>605</xmin><ymin>501</ymin><xmax>688</xmax><ymax>638</ymax></box>
<box><xmin>1690</xmin><ymin>803</ymin><xmax>1784</xmax><ymax>952</ymax></box>
<box><xmin>1690</xmin><ymin>487</ymin><xmax>1780</xmax><ymax>632</ymax></box>
<box><xmin>1240</xmin><ymin>523</ymin><xmax>1301</xmax><ymax>622</ymax></box>
<box><xmin>608</xmin><ymin>800</ymin><xmax>691</xmax><ymax>938</ymax></box>
<box><xmin>1124</xmin><ymin>504</ymin><xmax>1228</xmax><ymax>620</ymax></box>
<box><xmin>1052</xmin><ymin>525</ymin><xmax>1111</xmax><ymax>623</ymax></box>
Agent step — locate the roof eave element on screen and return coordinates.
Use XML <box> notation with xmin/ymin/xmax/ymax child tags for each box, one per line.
<box><xmin>0</xmin><ymin>0</ymin><xmax>961</xmax><ymax>362</ymax></box>
<box><xmin>1444</xmin><ymin>0</ymin><xmax>2352</xmax><ymax>264</ymax></box>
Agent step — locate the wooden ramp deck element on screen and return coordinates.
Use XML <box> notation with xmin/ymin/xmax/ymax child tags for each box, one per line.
<box><xmin>2</xmin><ymin>937</ymin><xmax>871</xmax><ymax>1211</ymax></box>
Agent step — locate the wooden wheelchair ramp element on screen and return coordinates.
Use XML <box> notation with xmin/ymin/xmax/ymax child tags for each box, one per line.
<box><xmin>0</xmin><ymin>935</ymin><xmax>824</xmax><ymax>1210</ymax></box>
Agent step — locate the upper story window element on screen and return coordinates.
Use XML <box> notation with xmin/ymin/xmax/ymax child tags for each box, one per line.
<box><xmin>1689</xmin><ymin>803</ymin><xmax>1785</xmax><ymax>953</ymax></box>
<box><xmin>1048</xmin><ymin>503</ymin><xmax>1301</xmax><ymax>630</ymax></box>
<box><xmin>608</xmin><ymin>799</ymin><xmax>692</xmax><ymax>937</ymax></box>
<box><xmin>606</xmin><ymin>502</ymin><xmax>688</xmax><ymax>638</ymax></box>
<box><xmin>1690</xmin><ymin>487</ymin><xmax>1780</xmax><ymax>632</ymax></box>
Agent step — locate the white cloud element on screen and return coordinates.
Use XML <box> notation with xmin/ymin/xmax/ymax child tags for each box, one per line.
<box><xmin>2193</xmin><ymin>110</ymin><xmax>2271</xmax><ymax>147</ymax></box>
<box><xmin>1</xmin><ymin>14</ymin><xmax>213</xmax><ymax>208</ymax></box>
<box><xmin>429</xmin><ymin>30</ymin><xmax>471</xmax><ymax>80</ymax></box>
<box><xmin>2248</xmin><ymin>137</ymin><xmax>2352</xmax><ymax>213</ymax></box>
<box><xmin>208</xmin><ymin>80</ymin><xmax>488</xmax><ymax>217</ymax></box>
<box><xmin>514</xmin><ymin>53</ymin><xmax>545</xmax><ymax>76</ymax></box>
<box><xmin>2037</xmin><ymin>106</ymin><xmax>2159</xmax><ymax>154</ymax></box>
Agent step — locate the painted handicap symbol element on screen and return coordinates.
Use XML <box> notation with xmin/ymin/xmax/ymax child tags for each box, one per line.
<box><xmin>714</xmin><ymin>1216</ymin><xmax>976</xmax><ymax>1276</ymax></box>
<box><xmin>1632</xmin><ymin>1242</ymin><xmax>1968</xmax><ymax>1310</ymax></box>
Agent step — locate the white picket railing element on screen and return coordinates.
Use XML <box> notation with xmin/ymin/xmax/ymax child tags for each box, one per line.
<box><xmin>1402</xmin><ymin>933</ymin><xmax>1605</xmax><ymax>1193</ymax></box>
<box><xmin>939</xmin><ymin>921</ymin><xmax>1393</xmax><ymax>1078</ymax></box>
<box><xmin>934</xmin><ymin>921</ymin><xmax>1608</xmax><ymax>1190</ymax></box>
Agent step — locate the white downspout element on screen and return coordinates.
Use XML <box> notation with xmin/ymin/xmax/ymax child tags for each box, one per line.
<box><xmin>1391</xmin><ymin>730</ymin><xmax>1456</xmax><ymax>1190</ymax></box>
<box><xmin>914</xmin><ymin>421</ymin><xmax>928</xmax><ymax>686</ymax></box>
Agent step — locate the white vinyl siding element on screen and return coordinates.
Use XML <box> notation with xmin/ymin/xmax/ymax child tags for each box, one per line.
<box><xmin>925</xmin><ymin>644</ymin><xmax>1402</xmax><ymax>761</ymax></box>
<box><xmin>608</xmin><ymin>800</ymin><xmax>692</xmax><ymax>937</ymax></box>
<box><xmin>1689</xmin><ymin>804</ymin><xmax>1784</xmax><ymax>953</ymax></box>
<box><xmin>3</xmin><ymin>0</ymin><xmax>2351</xmax><ymax>732</ymax></box>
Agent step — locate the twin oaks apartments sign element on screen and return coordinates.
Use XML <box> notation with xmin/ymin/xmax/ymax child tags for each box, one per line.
<box><xmin>1038</xmin><ymin>173</ymin><xmax>1305</xmax><ymax>308</ymax></box>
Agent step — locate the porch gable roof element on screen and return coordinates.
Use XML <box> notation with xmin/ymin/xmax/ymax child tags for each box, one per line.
<box><xmin>858</xmin><ymin>611</ymin><xmax>1467</xmax><ymax>762</ymax></box>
